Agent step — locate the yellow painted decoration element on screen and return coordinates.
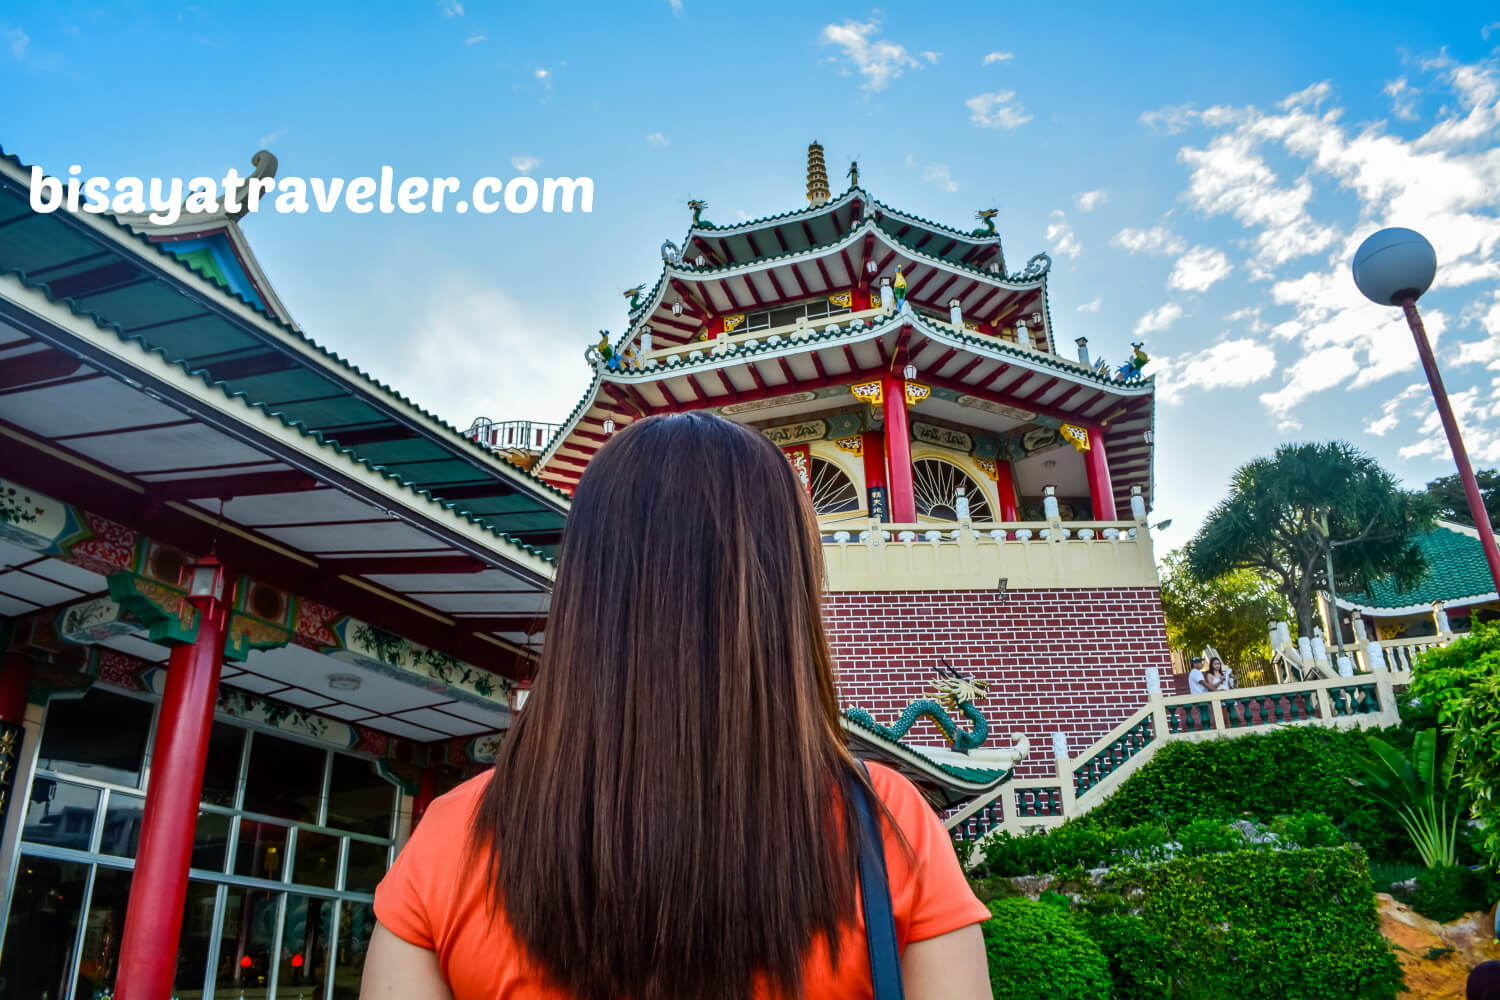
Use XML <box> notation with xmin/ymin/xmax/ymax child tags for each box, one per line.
<box><xmin>905</xmin><ymin>382</ymin><xmax>931</xmax><ymax>407</ymax></box>
<box><xmin>829</xmin><ymin>292</ymin><xmax>853</xmax><ymax>309</ymax></box>
<box><xmin>835</xmin><ymin>435</ymin><xmax>864</xmax><ymax>457</ymax></box>
<box><xmin>964</xmin><ymin>320</ymin><xmax>982</xmax><ymax>332</ymax></box>
<box><xmin>722</xmin><ymin>314</ymin><xmax>746</xmax><ymax>334</ymax></box>
<box><xmin>851</xmin><ymin>381</ymin><xmax>883</xmax><ymax>405</ymax></box>
<box><xmin>1060</xmin><ymin>423</ymin><xmax>1092</xmax><ymax>452</ymax></box>
<box><xmin>870</xmin><ymin>291</ymin><xmax>882</xmax><ymax>307</ymax></box>
<box><xmin>974</xmin><ymin>458</ymin><xmax>1000</xmax><ymax>481</ymax></box>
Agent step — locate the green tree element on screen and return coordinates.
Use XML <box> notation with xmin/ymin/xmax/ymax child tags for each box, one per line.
<box><xmin>1158</xmin><ymin>550</ymin><xmax>1289</xmax><ymax>684</ymax></box>
<box><xmin>1185</xmin><ymin>441</ymin><xmax>1434</xmax><ymax>637</ymax></box>
<box><xmin>1423</xmin><ymin>467</ymin><xmax>1500</xmax><ymax>528</ymax></box>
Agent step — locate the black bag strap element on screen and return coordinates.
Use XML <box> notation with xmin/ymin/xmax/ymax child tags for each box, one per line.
<box><xmin>852</xmin><ymin>760</ymin><xmax>906</xmax><ymax>1000</ymax></box>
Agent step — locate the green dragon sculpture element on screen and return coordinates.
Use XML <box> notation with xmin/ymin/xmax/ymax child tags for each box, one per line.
<box><xmin>845</xmin><ymin>666</ymin><xmax>991</xmax><ymax>755</ymax></box>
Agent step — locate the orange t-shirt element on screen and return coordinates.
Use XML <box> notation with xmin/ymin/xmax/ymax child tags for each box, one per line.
<box><xmin>374</xmin><ymin>761</ymin><xmax>990</xmax><ymax>999</ymax></box>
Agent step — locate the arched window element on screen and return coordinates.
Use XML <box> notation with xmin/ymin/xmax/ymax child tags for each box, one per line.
<box><xmin>913</xmin><ymin>458</ymin><xmax>993</xmax><ymax>522</ymax></box>
<box><xmin>809</xmin><ymin>458</ymin><xmax>861</xmax><ymax>516</ymax></box>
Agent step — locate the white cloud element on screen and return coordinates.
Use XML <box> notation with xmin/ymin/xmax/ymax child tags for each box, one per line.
<box><xmin>669</xmin><ymin>0</ymin><xmax>683</xmax><ymax>12</ymax></box>
<box><xmin>920</xmin><ymin>50</ymin><xmax>941</xmax><ymax>65</ymax></box>
<box><xmin>1111</xmin><ymin>226</ymin><xmax>1186</xmax><ymax>255</ymax></box>
<box><xmin>465</xmin><ymin>33</ymin><xmax>487</xmax><ymax>45</ymax></box>
<box><xmin>5</xmin><ymin>25</ymin><xmax>27</xmax><ymax>59</ymax></box>
<box><xmin>1076</xmin><ymin>189</ymin><xmax>1108</xmax><ymax>212</ymax></box>
<box><xmin>1153</xmin><ymin>338</ymin><xmax>1279</xmax><ymax>405</ymax></box>
<box><xmin>1077</xmin><ymin>297</ymin><xmax>1102</xmax><ymax>313</ymax></box>
<box><xmin>982</xmin><ymin>51</ymin><xmax>1013</xmax><ymax>65</ymax></box>
<box><xmin>257</xmin><ymin>127</ymin><xmax>287</xmax><ymax>148</ymax></box>
<box><xmin>1168</xmin><ymin>245</ymin><xmax>1233</xmax><ymax>292</ymax></box>
<box><xmin>1383</xmin><ymin>77</ymin><xmax>1418</xmax><ymax>121</ymax></box>
<box><xmin>1258</xmin><ymin>345</ymin><xmax>1359</xmax><ymax>421</ymax></box>
<box><xmin>1139</xmin><ymin>104</ymin><xmax>1198</xmax><ymax>136</ymax></box>
<box><xmin>1483</xmin><ymin>22</ymin><xmax>1500</xmax><ymax>41</ymax></box>
<box><xmin>646</xmin><ymin>132</ymin><xmax>669</xmax><ymax>147</ymax></box>
<box><xmin>819</xmin><ymin>19</ymin><xmax>921</xmax><ymax>92</ymax></box>
<box><xmin>921</xmin><ymin>163</ymin><xmax>958</xmax><ymax>193</ymax></box>
<box><xmin>1046</xmin><ymin>210</ymin><xmax>1081</xmax><ymax>258</ymax></box>
<box><xmin>1134</xmin><ymin>302</ymin><xmax>1185</xmax><ymax>335</ymax></box>
<box><xmin>1364</xmin><ymin>383</ymin><xmax>1426</xmax><ymax>437</ymax></box>
<box><xmin>510</xmin><ymin>155</ymin><xmax>541</xmax><ymax>175</ymax></box>
<box><xmin>535</xmin><ymin>68</ymin><xmax>550</xmax><ymax>82</ymax></box>
<box><xmin>966</xmin><ymin>91</ymin><xmax>1031</xmax><ymax>129</ymax></box>
<box><xmin>439</xmin><ymin>0</ymin><xmax>463</xmax><ymax>16</ymax></box>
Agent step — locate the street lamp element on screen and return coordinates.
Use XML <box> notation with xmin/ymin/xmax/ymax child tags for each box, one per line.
<box><xmin>1353</xmin><ymin>227</ymin><xmax>1500</xmax><ymax>595</ymax></box>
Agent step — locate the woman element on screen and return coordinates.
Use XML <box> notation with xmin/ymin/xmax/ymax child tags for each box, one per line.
<box><xmin>362</xmin><ymin>412</ymin><xmax>994</xmax><ymax>1000</ymax></box>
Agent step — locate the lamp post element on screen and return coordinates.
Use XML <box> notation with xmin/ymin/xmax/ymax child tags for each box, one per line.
<box><xmin>1353</xmin><ymin>228</ymin><xmax>1500</xmax><ymax>595</ymax></box>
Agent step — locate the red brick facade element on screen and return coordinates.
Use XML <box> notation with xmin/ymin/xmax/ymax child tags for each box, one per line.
<box><xmin>826</xmin><ymin>587</ymin><xmax>1172</xmax><ymax>777</ymax></box>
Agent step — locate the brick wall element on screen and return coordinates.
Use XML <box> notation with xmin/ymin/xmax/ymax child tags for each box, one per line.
<box><xmin>826</xmin><ymin>587</ymin><xmax>1172</xmax><ymax>777</ymax></box>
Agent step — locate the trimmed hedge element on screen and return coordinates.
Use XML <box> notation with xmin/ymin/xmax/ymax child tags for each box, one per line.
<box><xmin>1409</xmin><ymin>864</ymin><xmax>1500</xmax><ymax>923</ymax></box>
<box><xmin>1084</xmin><ymin>724</ymin><xmax>1416</xmax><ymax>861</ymax></box>
<box><xmin>1129</xmin><ymin>846</ymin><xmax>1403</xmax><ymax>1000</ymax></box>
<box><xmin>981</xmin><ymin>897</ymin><xmax>1110</xmax><ymax>1000</ymax></box>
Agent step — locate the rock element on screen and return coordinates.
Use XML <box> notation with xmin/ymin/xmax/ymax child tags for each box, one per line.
<box><xmin>1376</xmin><ymin>893</ymin><xmax>1500</xmax><ymax>999</ymax></box>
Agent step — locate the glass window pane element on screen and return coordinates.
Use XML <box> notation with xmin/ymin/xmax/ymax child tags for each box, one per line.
<box><xmin>72</xmin><ymin>865</ymin><xmax>131</xmax><ymax>999</ymax></box>
<box><xmin>192</xmin><ymin>811</ymin><xmax>232</xmax><ymax>873</ymax></box>
<box><xmin>292</xmin><ymin>830</ymin><xmax>339</xmax><ymax>889</ymax></box>
<box><xmin>243</xmin><ymin>733</ymin><xmax>324</xmax><ymax>822</ymax></box>
<box><xmin>213</xmin><ymin>885</ymin><xmax>280</xmax><ymax>992</ymax></box>
<box><xmin>234</xmin><ymin>818</ymin><xmax>289</xmax><ymax>881</ymax></box>
<box><xmin>22</xmin><ymin>778</ymin><xmax>99</xmax><ymax>851</ymax></box>
<box><xmin>344</xmin><ymin>839</ymin><xmax>390</xmax><ymax>893</ymax></box>
<box><xmin>278</xmin><ymin>895</ymin><xmax>334</xmax><ymax>995</ymax></box>
<box><xmin>200</xmin><ymin>723</ymin><xmax>246</xmax><ymax>807</ymax></box>
<box><xmin>99</xmin><ymin>792</ymin><xmax>144</xmax><ymax>858</ymax></box>
<box><xmin>325</xmin><ymin>754</ymin><xmax>396</xmax><ymax>837</ymax></box>
<box><xmin>37</xmin><ymin>688</ymin><xmax>154</xmax><ymax>787</ymax></box>
<box><xmin>174</xmin><ymin>881</ymin><xmax>219</xmax><ymax>995</ymax></box>
<box><xmin>0</xmin><ymin>856</ymin><xmax>88</xmax><ymax>1000</ymax></box>
<box><xmin>330</xmin><ymin>901</ymin><xmax>376</xmax><ymax>1000</ymax></box>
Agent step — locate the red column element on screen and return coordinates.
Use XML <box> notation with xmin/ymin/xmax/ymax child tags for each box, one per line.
<box><xmin>860</xmin><ymin>429</ymin><xmax>888</xmax><ymax>521</ymax></box>
<box><xmin>995</xmin><ymin>461</ymin><xmax>1019</xmax><ymax>522</ymax></box>
<box><xmin>413</xmin><ymin>766</ymin><xmax>439</xmax><ymax>829</ymax></box>
<box><xmin>881</xmin><ymin>373</ymin><xmax>917</xmax><ymax>523</ymax></box>
<box><xmin>0</xmin><ymin>653</ymin><xmax>30</xmax><ymax>724</ymax></box>
<box><xmin>1085</xmin><ymin>427</ymin><xmax>1117</xmax><ymax>521</ymax></box>
<box><xmin>115</xmin><ymin>590</ymin><xmax>229</xmax><ymax>1000</ymax></box>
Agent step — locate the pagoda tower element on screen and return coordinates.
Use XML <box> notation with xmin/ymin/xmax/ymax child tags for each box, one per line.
<box><xmin>533</xmin><ymin>147</ymin><xmax>1170</xmax><ymax>799</ymax></box>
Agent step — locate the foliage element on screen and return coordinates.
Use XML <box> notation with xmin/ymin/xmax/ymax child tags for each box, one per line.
<box><xmin>1423</xmin><ymin>467</ymin><xmax>1500</xmax><ymax>528</ymax></box>
<box><xmin>1176</xmin><ymin>816</ymin><xmax>1248</xmax><ymax>857</ymax></box>
<box><xmin>1185</xmin><ymin>441</ymin><xmax>1435</xmax><ymax>636</ymax></box>
<box><xmin>1157</xmin><ymin>549</ymin><xmax>1290</xmax><ymax>682</ymax></box>
<box><xmin>972</xmin><ymin>820</ymin><xmax>1169</xmax><ymax>878</ymax></box>
<box><xmin>981</xmin><ymin>897</ymin><xmax>1110</xmax><ymax>1000</ymax></box>
<box><xmin>1135</xmin><ymin>847</ymin><xmax>1404</xmax><ymax>1000</ymax></box>
<box><xmin>1408</xmin><ymin>864</ymin><xmax>1500</xmax><ymax>923</ymax></box>
<box><xmin>1268</xmin><ymin>812</ymin><xmax>1343</xmax><ymax>849</ymax></box>
<box><xmin>1085</xmin><ymin>725</ymin><xmax>1417</xmax><ymax>862</ymax></box>
<box><xmin>1074</xmin><ymin>910</ymin><xmax>1170</xmax><ymax>1000</ymax></box>
<box><xmin>1408</xmin><ymin>622</ymin><xmax>1500</xmax><ymax>870</ymax></box>
<box><xmin>1346</xmin><ymin>729</ymin><xmax>1460</xmax><ymax>868</ymax></box>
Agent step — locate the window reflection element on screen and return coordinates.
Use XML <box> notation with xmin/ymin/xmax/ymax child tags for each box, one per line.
<box><xmin>37</xmin><ymin>688</ymin><xmax>153</xmax><ymax>787</ymax></box>
<box><xmin>279</xmin><ymin>894</ymin><xmax>334</xmax><ymax>995</ymax></box>
<box><xmin>214</xmin><ymin>885</ymin><xmax>279</xmax><ymax>994</ymax></box>
<box><xmin>344</xmin><ymin>839</ymin><xmax>390</xmax><ymax>893</ymax></box>
<box><xmin>326</xmin><ymin>754</ymin><xmax>397</xmax><ymax>837</ymax></box>
<box><xmin>99</xmin><ymin>793</ymin><xmax>144</xmax><ymax>858</ymax></box>
<box><xmin>330</xmin><ymin>902</ymin><xmax>376</xmax><ymax>1000</ymax></box>
<box><xmin>243</xmin><ymin>733</ymin><xmax>324</xmax><ymax>823</ymax></box>
<box><xmin>23</xmin><ymin>778</ymin><xmax>99</xmax><ymax>851</ymax></box>
<box><xmin>0</xmin><ymin>857</ymin><xmax>87</xmax><ymax>1000</ymax></box>
<box><xmin>293</xmin><ymin>830</ymin><xmax>340</xmax><ymax>889</ymax></box>
<box><xmin>174</xmin><ymin>880</ymin><xmax>219</xmax><ymax>996</ymax></box>
<box><xmin>73</xmin><ymin>865</ymin><xmax>131</xmax><ymax>999</ymax></box>
<box><xmin>234</xmin><ymin>818</ymin><xmax>289</xmax><ymax>881</ymax></box>
<box><xmin>191</xmin><ymin>811</ymin><xmax>232</xmax><ymax>873</ymax></box>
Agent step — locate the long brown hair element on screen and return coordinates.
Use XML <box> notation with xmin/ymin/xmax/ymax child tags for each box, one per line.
<box><xmin>471</xmin><ymin>411</ymin><xmax>866</xmax><ymax>1000</ymax></box>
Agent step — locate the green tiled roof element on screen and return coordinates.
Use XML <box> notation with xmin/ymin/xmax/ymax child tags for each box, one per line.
<box><xmin>0</xmin><ymin>147</ymin><xmax>569</xmax><ymax>557</ymax></box>
<box><xmin>841</xmin><ymin>712</ymin><xmax>1011</xmax><ymax>788</ymax></box>
<box><xmin>1343</xmin><ymin>521</ymin><xmax>1499</xmax><ymax>610</ymax></box>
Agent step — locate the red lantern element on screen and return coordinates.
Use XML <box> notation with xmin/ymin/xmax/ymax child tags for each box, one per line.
<box><xmin>240</xmin><ymin>955</ymin><xmax>252</xmax><ymax>969</ymax></box>
<box><xmin>291</xmin><ymin>953</ymin><xmax>304</xmax><ymax>968</ymax></box>
<box><xmin>178</xmin><ymin>553</ymin><xmax>225</xmax><ymax>602</ymax></box>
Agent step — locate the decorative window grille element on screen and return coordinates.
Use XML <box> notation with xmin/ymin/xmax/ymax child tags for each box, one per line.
<box><xmin>913</xmin><ymin>459</ymin><xmax>993</xmax><ymax>522</ymax></box>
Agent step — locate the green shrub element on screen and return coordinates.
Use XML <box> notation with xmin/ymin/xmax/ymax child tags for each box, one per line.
<box><xmin>1075</xmin><ymin>910</ymin><xmax>1170</xmax><ymax>1000</ymax></box>
<box><xmin>1270</xmin><ymin>812</ymin><xmax>1343</xmax><ymax>849</ymax></box>
<box><xmin>1409</xmin><ymin>864</ymin><xmax>1500</xmax><ymax>923</ymax></box>
<box><xmin>1136</xmin><ymin>846</ymin><xmax>1403</xmax><ymax>1000</ymax></box>
<box><xmin>1085</xmin><ymin>725</ymin><xmax>1417</xmax><ymax>861</ymax></box>
<box><xmin>973</xmin><ymin>820</ymin><xmax>1170</xmax><ymax>878</ymax></box>
<box><xmin>981</xmin><ymin>897</ymin><xmax>1110</xmax><ymax>1000</ymax></box>
<box><xmin>1177</xmin><ymin>817</ymin><xmax>1247</xmax><ymax>857</ymax></box>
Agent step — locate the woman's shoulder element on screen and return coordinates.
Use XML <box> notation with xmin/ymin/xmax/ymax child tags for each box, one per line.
<box><xmin>411</xmin><ymin>770</ymin><xmax>493</xmax><ymax>839</ymax></box>
<box><xmin>863</xmin><ymin>761</ymin><xmax>930</xmax><ymax>820</ymax></box>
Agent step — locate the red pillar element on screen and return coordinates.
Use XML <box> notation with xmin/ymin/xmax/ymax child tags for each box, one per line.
<box><xmin>995</xmin><ymin>461</ymin><xmax>1019</xmax><ymax>522</ymax></box>
<box><xmin>1085</xmin><ymin>427</ymin><xmax>1117</xmax><ymax>521</ymax></box>
<box><xmin>115</xmin><ymin>587</ymin><xmax>229</xmax><ymax>1000</ymax></box>
<box><xmin>0</xmin><ymin>653</ymin><xmax>30</xmax><ymax>724</ymax></box>
<box><xmin>860</xmin><ymin>429</ymin><xmax>888</xmax><ymax>521</ymax></box>
<box><xmin>881</xmin><ymin>372</ymin><xmax>917</xmax><ymax>523</ymax></box>
<box><xmin>413</xmin><ymin>766</ymin><xmax>439</xmax><ymax>829</ymax></box>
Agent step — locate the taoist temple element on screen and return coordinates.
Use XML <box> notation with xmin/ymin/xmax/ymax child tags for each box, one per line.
<box><xmin>0</xmin><ymin>142</ymin><xmax>1168</xmax><ymax>998</ymax></box>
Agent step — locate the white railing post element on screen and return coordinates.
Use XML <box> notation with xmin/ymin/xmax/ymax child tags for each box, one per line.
<box><xmin>1146</xmin><ymin>667</ymin><xmax>1170</xmax><ymax>742</ymax></box>
<box><xmin>1053</xmin><ymin>731</ymin><xmax>1076</xmax><ymax>821</ymax></box>
<box><xmin>1433</xmin><ymin>601</ymin><xmax>1452</xmax><ymax>636</ymax></box>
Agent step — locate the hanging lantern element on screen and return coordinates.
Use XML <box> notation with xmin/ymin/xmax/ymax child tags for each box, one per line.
<box><xmin>988</xmin><ymin>262</ymin><xmax>1001</xmax><ymax>274</ymax></box>
<box><xmin>603</xmin><ymin>418</ymin><xmax>616</xmax><ymax>434</ymax></box>
<box><xmin>903</xmin><ymin>363</ymin><xmax>917</xmax><ymax>381</ymax></box>
<box><xmin>694</xmin><ymin>255</ymin><xmax>706</xmax><ymax>267</ymax></box>
<box><xmin>672</xmin><ymin>300</ymin><xmax>684</xmax><ymax>316</ymax></box>
<box><xmin>178</xmin><ymin>553</ymin><xmax>225</xmax><ymax>602</ymax></box>
<box><xmin>865</xmin><ymin>260</ymin><xmax>877</xmax><ymax>275</ymax></box>
<box><xmin>1031</xmin><ymin>312</ymin><xmax>1043</xmax><ymax>325</ymax></box>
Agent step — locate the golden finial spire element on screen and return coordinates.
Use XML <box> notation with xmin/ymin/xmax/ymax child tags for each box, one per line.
<box><xmin>806</xmin><ymin>141</ymin><xmax>830</xmax><ymax>206</ymax></box>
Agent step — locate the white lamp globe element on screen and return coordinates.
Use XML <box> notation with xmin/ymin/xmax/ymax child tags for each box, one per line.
<box><xmin>1352</xmin><ymin>227</ymin><xmax>1437</xmax><ymax>306</ymax></box>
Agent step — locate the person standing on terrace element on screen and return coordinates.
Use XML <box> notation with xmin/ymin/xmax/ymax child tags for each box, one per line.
<box><xmin>361</xmin><ymin>412</ymin><xmax>994</xmax><ymax>1000</ymax></box>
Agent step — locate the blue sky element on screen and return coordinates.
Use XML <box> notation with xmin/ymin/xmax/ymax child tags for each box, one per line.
<box><xmin>4</xmin><ymin>1</ymin><xmax>1500</xmax><ymax>552</ymax></box>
